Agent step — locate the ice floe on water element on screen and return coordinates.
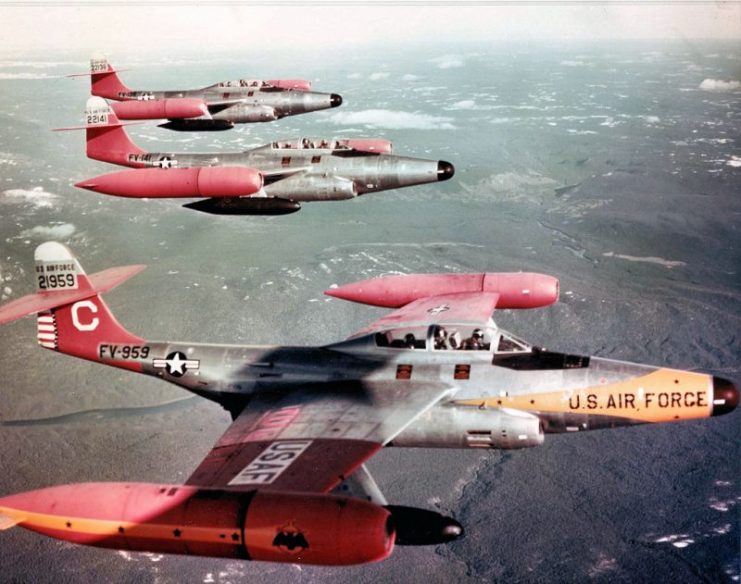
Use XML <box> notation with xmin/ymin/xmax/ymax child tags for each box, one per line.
<box><xmin>726</xmin><ymin>155</ymin><xmax>741</xmax><ymax>168</ymax></box>
<box><xmin>328</xmin><ymin>109</ymin><xmax>455</xmax><ymax>130</ymax></box>
<box><xmin>19</xmin><ymin>223</ymin><xmax>76</xmax><ymax>240</ymax></box>
<box><xmin>1</xmin><ymin>187</ymin><xmax>59</xmax><ymax>209</ymax></box>
<box><xmin>587</xmin><ymin>555</ymin><xmax>618</xmax><ymax>577</ymax></box>
<box><xmin>602</xmin><ymin>252</ymin><xmax>685</xmax><ymax>269</ymax></box>
<box><xmin>654</xmin><ymin>534</ymin><xmax>695</xmax><ymax>548</ymax></box>
<box><xmin>369</xmin><ymin>71</ymin><xmax>390</xmax><ymax>81</ymax></box>
<box><xmin>699</xmin><ymin>78</ymin><xmax>741</xmax><ymax>92</ymax></box>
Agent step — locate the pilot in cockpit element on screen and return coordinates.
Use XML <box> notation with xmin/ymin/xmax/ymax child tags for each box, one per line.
<box><xmin>463</xmin><ymin>329</ymin><xmax>486</xmax><ymax>351</ymax></box>
<box><xmin>434</xmin><ymin>327</ymin><xmax>448</xmax><ymax>350</ymax></box>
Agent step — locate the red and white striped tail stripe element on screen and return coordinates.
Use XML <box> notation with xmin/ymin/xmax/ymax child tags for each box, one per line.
<box><xmin>36</xmin><ymin>311</ymin><xmax>57</xmax><ymax>350</ymax></box>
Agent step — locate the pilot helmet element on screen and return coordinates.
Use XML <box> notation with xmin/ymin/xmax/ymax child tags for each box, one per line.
<box><xmin>472</xmin><ymin>328</ymin><xmax>484</xmax><ymax>339</ymax></box>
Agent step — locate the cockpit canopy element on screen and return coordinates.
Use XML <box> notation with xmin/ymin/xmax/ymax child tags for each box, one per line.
<box><xmin>373</xmin><ymin>324</ymin><xmax>531</xmax><ymax>354</ymax></box>
<box><xmin>271</xmin><ymin>138</ymin><xmax>349</xmax><ymax>151</ymax></box>
<box><xmin>218</xmin><ymin>79</ymin><xmax>270</xmax><ymax>88</ymax></box>
<box><xmin>269</xmin><ymin>138</ymin><xmax>393</xmax><ymax>154</ymax></box>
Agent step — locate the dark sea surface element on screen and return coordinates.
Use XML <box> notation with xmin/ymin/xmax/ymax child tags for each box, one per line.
<box><xmin>0</xmin><ymin>40</ymin><xmax>738</xmax><ymax>583</ymax></box>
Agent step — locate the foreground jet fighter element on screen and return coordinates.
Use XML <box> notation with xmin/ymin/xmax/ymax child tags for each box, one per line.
<box><xmin>69</xmin><ymin>53</ymin><xmax>342</xmax><ymax>131</ymax></box>
<box><xmin>0</xmin><ymin>243</ymin><xmax>736</xmax><ymax>565</ymax></box>
<box><xmin>66</xmin><ymin>98</ymin><xmax>454</xmax><ymax>215</ymax></box>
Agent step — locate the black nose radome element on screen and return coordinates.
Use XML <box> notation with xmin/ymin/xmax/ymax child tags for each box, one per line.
<box><xmin>712</xmin><ymin>376</ymin><xmax>739</xmax><ymax>416</ymax></box>
<box><xmin>437</xmin><ymin>160</ymin><xmax>455</xmax><ymax>181</ymax></box>
<box><xmin>330</xmin><ymin>94</ymin><xmax>343</xmax><ymax>108</ymax></box>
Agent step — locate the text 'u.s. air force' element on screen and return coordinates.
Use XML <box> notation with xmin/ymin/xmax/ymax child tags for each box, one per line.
<box><xmin>228</xmin><ymin>440</ymin><xmax>312</xmax><ymax>486</ymax></box>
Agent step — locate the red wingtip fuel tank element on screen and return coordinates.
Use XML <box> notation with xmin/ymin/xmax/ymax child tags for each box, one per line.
<box><xmin>325</xmin><ymin>272</ymin><xmax>560</xmax><ymax>310</ymax></box>
<box><xmin>75</xmin><ymin>167</ymin><xmax>263</xmax><ymax>199</ymax></box>
<box><xmin>110</xmin><ymin>98</ymin><xmax>209</xmax><ymax>121</ymax></box>
<box><xmin>0</xmin><ymin>483</ymin><xmax>395</xmax><ymax>566</ymax></box>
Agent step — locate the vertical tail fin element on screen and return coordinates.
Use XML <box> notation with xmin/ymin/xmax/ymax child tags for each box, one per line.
<box><xmin>90</xmin><ymin>52</ymin><xmax>133</xmax><ymax>100</ymax></box>
<box><xmin>0</xmin><ymin>242</ymin><xmax>147</xmax><ymax>371</ymax></box>
<box><xmin>84</xmin><ymin>97</ymin><xmax>145</xmax><ymax>166</ymax></box>
<box><xmin>33</xmin><ymin>243</ymin><xmax>144</xmax><ymax>367</ymax></box>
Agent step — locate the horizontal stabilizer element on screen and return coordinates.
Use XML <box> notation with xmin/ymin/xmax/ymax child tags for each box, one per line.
<box><xmin>0</xmin><ymin>265</ymin><xmax>145</xmax><ymax>325</ymax></box>
<box><xmin>66</xmin><ymin>68</ymin><xmax>130</xmax><ymax>78</ymax></box>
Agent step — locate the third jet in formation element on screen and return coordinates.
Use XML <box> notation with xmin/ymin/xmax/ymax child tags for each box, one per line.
<box><xmin>65</xmin><ymin>97</ymin><xmax>455</xmax><ymax>215</ymax></box>
<box><xmin>69</xmin><ymin>53</ymin><xmax>342</xmax><ymax>131</ymax></box>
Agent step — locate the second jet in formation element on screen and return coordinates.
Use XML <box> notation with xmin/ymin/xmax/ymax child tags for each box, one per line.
<box><xmin>66</xmin><ymin>98</ymin><xmax>455</xmax><ymax>215</ymax></box>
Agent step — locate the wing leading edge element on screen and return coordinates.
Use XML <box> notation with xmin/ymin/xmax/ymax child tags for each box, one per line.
<box><xmin>351</xmin><ymin>291</ymin><xmax>500</xmax><ymax>338</ymax></box>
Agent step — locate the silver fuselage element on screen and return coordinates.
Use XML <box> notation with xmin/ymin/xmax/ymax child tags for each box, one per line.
<box><xmin>126</xmin><ymin>144</ymin><xmax>444</xmax><ymax>201</ymax></box>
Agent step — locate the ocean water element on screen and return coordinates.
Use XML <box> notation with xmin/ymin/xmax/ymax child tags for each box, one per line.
<box><xmin>0</xmin><ymin>41</ymin><xmax>738</xmax><ymax>583</ymax></box>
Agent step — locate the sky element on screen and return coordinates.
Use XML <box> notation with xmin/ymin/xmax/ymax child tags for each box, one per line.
<box><xmin>0</xmin><ymin>2</ymin><xmax>739</xmax><ymax>54</ymax></box>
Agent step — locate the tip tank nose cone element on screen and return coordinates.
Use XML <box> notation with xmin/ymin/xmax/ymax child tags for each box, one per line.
<box><xmin>712</xmin><ymin>376</ymin><xmax>739</xmax><ymax>416</ymax></box>
<box><xmin>74</xmin><ymin>180</ymin><xmax>96</xmax><ymax>191</ymax></box>
<box><xmin>437</xmin><ymin>160</ymin><xmax>455</xmax><ymax>181</ymax></box>
<box><xmin>330</xmin><ymin>94</ymin><xmax>343</xmax><ymax>108</ymax></box>
<box><xmin>385</xmin><ymin>505</ymin><xmax>464</xmax><ymax>546</ymax></box>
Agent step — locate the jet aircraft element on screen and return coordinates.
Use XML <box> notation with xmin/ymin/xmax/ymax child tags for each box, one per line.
<box><xmin>64</xmin><ymin>97</ymin><xmax>455</xmax><ymax>215</ymax></box>
<box><xmin>0</xmin><ymin>243</ymin><xmax>736</xmax><ymax>565</ymax></box>
<box><xmin>69</xmin><ymin>53</ymin><xmax>342</xmax><ymax>131</ymax></box>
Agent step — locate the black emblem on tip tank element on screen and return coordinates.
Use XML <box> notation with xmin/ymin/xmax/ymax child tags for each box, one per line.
<box><xmin>272</xmin><ymin>522</ymin><xmax>309</xmax><ymax>553</ymax></box>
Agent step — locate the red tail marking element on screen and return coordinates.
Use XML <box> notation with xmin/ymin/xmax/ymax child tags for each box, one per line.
<box><xmin>86</xmin><ymin>121</ymin><xmax>145</xmax><ymax>168</ymax></box>
<box><xmin>91</xmin><ymin>69</ymin><xmax>132</xmax><ymax>101</ymax></box>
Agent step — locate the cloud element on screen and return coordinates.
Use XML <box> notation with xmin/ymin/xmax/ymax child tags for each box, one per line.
<box><xmin>369</xmin><ymin>72</ymin><xmax>390</xmax><ymax>81</ymax></box>
<box><xmin>328</xmin><ymin>109</ymin><xmax>455</xmax><ymax>130</ymax></box>
<box><xmin>402</xmin><ymin>74</ymin><xmax>421</xmax><ymax>81</ymax></box>
<box><xmin>699</xmin><ymin>78</ymin><xmax>740</xmax><ymax>92</ymax></box>
<box><xmin>20</xmin><ymin>223</ymin><xmax>76</xmax><ymax>239</ymax></box>
<box><xmin>0</xmin><ymin>72</ymin><xmax>55</xmax><ymax>79</ymax></box>
<box><xmin>448</xmin><ymin>99</ymin><xmax>477</xmax><ymax>110</ymax></box>
<box><xmin>2</xmin><ymin>187</ymin><xmax>59</xmax><ymax>208</ymax></box>
<box><xmin>430</xmin><ymin>55</ymin><xmax>464</xmax><ymax>69</ymax></box>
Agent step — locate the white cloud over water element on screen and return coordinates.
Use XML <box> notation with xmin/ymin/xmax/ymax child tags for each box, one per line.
<box><xmin>20</xmin><ymin>223</ymin><xmax>76</xmax><ymax>239</ymax></box>
<box><xmin>2</xmin><ymin>187</ymin><xmax>59</xmax><ymax>208</ymax></box>
<box><xmin>328</xmin><ymin>109</ymin><xmax>455</xmax><ymax>130</ymax></box>
<box><xmin>699</xmin><ymin>78</ymin><xmax>741</xmax><ymax>92</ymax></box>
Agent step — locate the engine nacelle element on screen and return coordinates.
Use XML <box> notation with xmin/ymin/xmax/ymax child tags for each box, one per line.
<box><xmin>391</xmin><ymin>406</ymin><xmax>544</xmax><ymax>449</ymax></box>
<box><xmin>212</xmin><ymin>104</ymin><xmax>277</xmax><ymax>123</ymax></box>
<box><xmin>339</xmin><ymin>139</ymin><xmax>393</xmax><ymax>154</ymax></box>
<box><xmin>75</xmin><ymin>167</ymin><xmax>263</xmax><ymax>199</ymax></box>
<box><xmin>110</xmin><ymin>98</ymin><xmax>208</xmax><ymax>120</ymax></box>
<box><xmin>265</xmin><ymin>174</ymin><xmax>357</xmax><ymax>202</ymax></box>
<box><xmin>266</xmin><ymin>79</ymin><xmax>312</xmax><ymax>91</ymax></box>
<box><xmin>0</xmin><ymin>483</ymin><xmax>395</xmax><ymax>566</ymax></box>
<box><xmin>325</xmin><ymin>272</ymin><xmax>559</xmax><ymax>309</ymax></box>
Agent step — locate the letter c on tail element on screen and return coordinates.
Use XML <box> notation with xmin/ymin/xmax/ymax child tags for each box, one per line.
<box><xmin>71</xmin><ymin>300</ymin><xmax>99</xmax><ymax>331</ymax></box>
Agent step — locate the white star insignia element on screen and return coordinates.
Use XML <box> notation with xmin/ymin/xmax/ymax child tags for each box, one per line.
<box><xmin>166</xmin><ymin>353</ymin><xmax>186</xmax><ymax>375</ymax></box>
